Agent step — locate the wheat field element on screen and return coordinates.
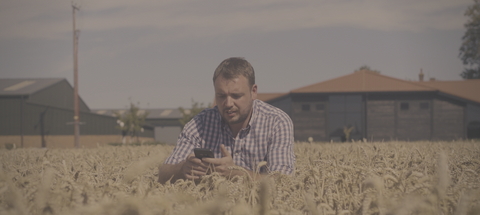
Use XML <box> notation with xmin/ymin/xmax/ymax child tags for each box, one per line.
<box><xmin>1</xmin><ymin>140</ymin><xmax>479</xmax><ymax>215</ymax></box>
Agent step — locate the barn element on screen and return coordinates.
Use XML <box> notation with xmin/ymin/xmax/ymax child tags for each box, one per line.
<box><xmin>0</xmin><ymin>78</ymin><xmax>154</xmax><ymax>148</ymax></box>
<box><xmin>261</xmin><ymin>70</ymin><xmax>480</xmax><ymax>142</ymax></box>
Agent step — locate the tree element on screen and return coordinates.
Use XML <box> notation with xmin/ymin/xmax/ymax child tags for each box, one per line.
<box><xmin>343</xmin><ymin>125</ymin><xmax>354</xmax><ymax>142</ymax></box>
<box><xmin>459</xmin><ymin>0</ymin><xmax>480</xmax><ymax>79</ymax></box>
<box><xmin>113</xmin><ymin>102</ymin><xmax>149</xmax><ymax>143</ymax></box>
<box><xmin>179</xmin><ymin>99</ymin><xmax>210</xmax><ymax>130</ymax></box>
<box><xmin>355</xmin><ymin>65</ymin><xmax>380</xmax><ymax>73</ymax></box>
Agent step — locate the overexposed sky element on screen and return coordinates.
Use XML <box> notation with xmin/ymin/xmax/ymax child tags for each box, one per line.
<box><xmin>0</xmin><ymin>0</ymin><xmax>472</xmax><ymax>109</ymax></box>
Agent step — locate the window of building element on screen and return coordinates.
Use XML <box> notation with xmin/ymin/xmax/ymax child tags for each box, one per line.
<box><xmin>400</xmin><ymin>102</ymin><xmax>409</xmax><ymax>110</ymax></box>
<box><xmin>316</xmin><ymin>104</ymin><xmax>324</xmax><ymax>110</ymax></box>
<box><xmin>302</xmin><ymin>104</ymin><xmax>310</xmax><ymax>111</ymax></box>
<box><xmin>420</xmin><ymin>102</ymin><xmax>429</xmax><ymax>110</ymax></box>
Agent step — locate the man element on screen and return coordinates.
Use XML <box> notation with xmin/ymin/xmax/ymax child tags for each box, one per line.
<box><xmin>158</xmin><ymin>57</ymin><xmax>295</xmax><ymax>184</ymax></box>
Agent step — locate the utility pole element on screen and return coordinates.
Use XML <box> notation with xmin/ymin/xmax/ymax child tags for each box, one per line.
<box><xmin>72</xmin><ymin>4</ymin><xmax>80</xmax><ymax>148</ymax></box>
<box><xmin>20</xmin><ymin>96</ymin><xmax>24</xmax><ymax>148</ymax></box>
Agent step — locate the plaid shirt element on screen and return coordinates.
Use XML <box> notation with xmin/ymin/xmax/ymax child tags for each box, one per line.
<box><xmin>164</xmin><ymin>99</ymin><xmax>295</xmax><ymax>175</ymax></box>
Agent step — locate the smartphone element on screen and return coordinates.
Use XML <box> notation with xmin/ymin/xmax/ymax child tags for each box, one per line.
<box><xmin>194</xmin><ymin>148</ymin><xmax>214</xmax><ymax>159</ymax></box>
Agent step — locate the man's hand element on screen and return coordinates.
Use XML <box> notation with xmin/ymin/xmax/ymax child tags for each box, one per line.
<box><xmin>202</xmin><ymin>144</ymin><xmax>239</xmax><ymax>178</ymax></box>
<box><xmin>180</xmin><ymin>153</ymin><xmax>209</xmax><ymax>180</ymax></box>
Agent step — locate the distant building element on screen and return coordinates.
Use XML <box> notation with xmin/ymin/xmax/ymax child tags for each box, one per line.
<box><xmin>0</xmin><ymin>78</ymin><xmax>154</xmax><ymax>148</ymax></box>
<box><xmin>257</xmin><ymin>70</ymin><xmax>480</xmax><ymax>142</ymax></box>
<box><xmin>92</xmin><ymin>108</ymin><xmax>184</xmax><ymax>145</ymax></box>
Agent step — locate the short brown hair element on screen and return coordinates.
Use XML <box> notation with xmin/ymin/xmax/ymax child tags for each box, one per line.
<box><xmin>213</xmin><ymin>57</ymin><xmax>255</xmax><ymax>88</ymax></box>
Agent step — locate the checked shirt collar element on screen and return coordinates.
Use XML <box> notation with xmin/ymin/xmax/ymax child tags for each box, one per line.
<box><xmin>219</xmin><ymin>99</ymin><xmax>258</xmax><ymax>140</ymax></box>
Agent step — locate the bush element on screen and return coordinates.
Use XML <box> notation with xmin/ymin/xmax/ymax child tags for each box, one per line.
<box><xmin>4</xmin><ymin>143</ymin><xmax>14</xmax><ymax>150</ymax></box>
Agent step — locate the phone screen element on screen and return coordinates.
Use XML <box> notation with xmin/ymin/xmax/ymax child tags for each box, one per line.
<box><xmin>194</xmin><ymin>148</ymin><xmax>214</xmax><ymax>159</ymax></box>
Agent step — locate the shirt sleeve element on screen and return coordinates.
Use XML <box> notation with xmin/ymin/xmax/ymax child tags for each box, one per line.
<box><xmin>267</xmin><ymin>112</ymin><xmax>295</xmax><ymax>175</ymax></box>
<box><xmin>163</xmin><ymin>115</ymin><xmax>203</xmax><ymax>165</ymax></box>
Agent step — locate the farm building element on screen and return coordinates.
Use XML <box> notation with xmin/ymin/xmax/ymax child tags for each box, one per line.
<box><xmin>259</xmin><ymin>70</ymin><xmax>480</xmax><ymax>142</ymax></box>
<box><xmin>92</xmin><ymin>108</ymin><xmax>184</xmax><ymax>145</ymax></box>
<box><xmin>0</xmin><ymin>78</ymin><xmax>154</xmax><ymax>148</ymax></box>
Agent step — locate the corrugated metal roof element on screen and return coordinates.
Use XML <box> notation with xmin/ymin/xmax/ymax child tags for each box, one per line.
<box><xmin>159</xmin><ymin>109</ymin><xmax>173</xmax><ymax>116</ymax></box>
<box><xmin>0</xmin><ymin>78</ymin><xmax>64</xmax><ymax>96</ymax></box>
<box><xmin>92</xmin><ymin>108</ymin><xmax>186</xmax><ymax>119</ymax></box>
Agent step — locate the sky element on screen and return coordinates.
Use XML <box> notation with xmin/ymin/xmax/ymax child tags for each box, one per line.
<box><xmin>0</xmin><ymin>0</ymin><xmax>472</xmax><ymax>109</ymax></box>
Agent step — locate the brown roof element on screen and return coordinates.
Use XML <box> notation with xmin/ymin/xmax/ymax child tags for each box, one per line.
<box><xmin>290</xmin><ymin>70</ymin><xmax>480</xmax><ymax>104</ymax></box>
<box><xmin>213</xmin><ymin>70</ymin><xmax>480</xmax><ymax>105</ymax></box>
<box><xmin>291</xmin><ymin>70</ymin><xmax>436</xmax><ymax>93</ymax></box>
<box><xmin>416</xmin><ymin>79</ymin><xmax>480</xmax><ymax>104</ymax></box>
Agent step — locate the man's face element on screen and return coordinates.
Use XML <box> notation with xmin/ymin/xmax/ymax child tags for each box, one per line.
<box><xmin>214</xmin><ymin>75</ymin><xmax>257</xmax><ymax>126</ymax></box>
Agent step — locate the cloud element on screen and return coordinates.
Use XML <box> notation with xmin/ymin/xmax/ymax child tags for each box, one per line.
<box><xmin>0</xmin><ymin>0</ymin><xmax>471</xmax><ymax>40</ymax></box>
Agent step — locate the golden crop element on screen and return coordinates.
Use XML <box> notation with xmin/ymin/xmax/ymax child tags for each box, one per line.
<box><xmin>1</xmin><ymin>140</ymin><xmax>479</xmax><ymax>215</ymax></box>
